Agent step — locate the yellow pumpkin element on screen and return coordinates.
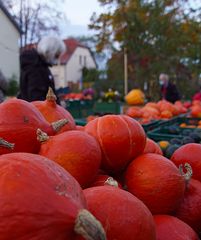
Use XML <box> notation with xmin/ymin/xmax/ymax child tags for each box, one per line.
<box><xmin>125</xmin><ymin>89</ymin><xmax>145</xmax><ymax>105</ymax></box>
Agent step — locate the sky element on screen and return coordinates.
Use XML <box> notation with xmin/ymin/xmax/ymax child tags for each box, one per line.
<box><xmin>62</xmin><ymin>0</ymin><xmax>103</xmax><ymax>37</ymax></box>
<box><xmin>62</xmin><ymin>0</ymin><xmax>104</xmax><ymax>37</ymax></box>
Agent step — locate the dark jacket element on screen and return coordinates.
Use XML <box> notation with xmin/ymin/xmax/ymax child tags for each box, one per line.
<box><xmin>18</xmin><ymin>49</ymin><xmax>60</xmax><ymax>104</ymax></box>
<box><xmin>161</xmin><ymin>82</ymin><xmax>180</xmax><ymax>103</ymax></box>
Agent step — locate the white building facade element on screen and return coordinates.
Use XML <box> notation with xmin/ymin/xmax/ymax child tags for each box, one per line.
<box><xmin>0</xmin><ymin>2</ymin><xmax>20</xmax><ymax>80</ymax></box>
<box><xmin>51</xmin><ymin>39</ymin><xmax>97</xmax><ymax>90</ymax></box>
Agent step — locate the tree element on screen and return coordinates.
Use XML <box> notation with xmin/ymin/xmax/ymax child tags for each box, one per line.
<box><xmin>3</xmin><ymin>0</ymin><xmax>66</xmax><ymax>47</ymax></box>
<box><xmin>89</xmin><ymin>0</ymin><xmax>201</xmax><ymax>99</ymax></box>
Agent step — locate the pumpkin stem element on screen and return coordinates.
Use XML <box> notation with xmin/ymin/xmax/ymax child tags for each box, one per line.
<box><xmin>74</xmin><ymin>209</ymin><xmax>106</xmax><ymax>240</ymax></box>
<box><xmin>37</xmin><ymin>129</ymin><xmax>49</xmax><ymax>142</ymax></box>
<box><xmin>0</xmin><ymin>138</ymin><xmax>14</xmax><ymax>149</ymax></box>
<box><xmin>104</xmin><ymin>177</ymin><xmax>118</xmax><ymax>188</ymax></box>
<box><xmin>179</xmin><ymin>163</ymin><xmax>193</xmax><ymax>185</ymax></box>
<box><xmin>46</xmin><ymin>87</ymin><xmax>57</xmax><ymax>102</ymax></box>
<box><xmin>51</xmin><ymin>119</ymin><xmax>68</xmax><ymax>132</ymax></box>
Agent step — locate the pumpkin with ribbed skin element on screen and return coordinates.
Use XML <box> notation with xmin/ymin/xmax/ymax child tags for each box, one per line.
<box><xmin>143</xmin><ymin>138</ymin><xmax>163</xmax><ymax>155</ymax></box>
<box><xmin>153</xmin><ymin>215</ymin><xmax>199</xmax><ymax>240</ymax></box>
<box><xmin>85</xmin><ymin>115</ymin><xmax>146</xmax><ymax>173</ymax></box>
<box><xmin>0</xmin><ymin>98</ymin><xmax>66</xmax><ymax>154</ymax></box>
<box><xmin>38</xmin><ymin>130</ymin><xmax>102</xmax><ymax>188</ymax></box>
<box><xmin>171</xmin><ymin>143</ymin><xmax>201</xmax><ymax>182</ymax></box>
<box><xmin>32</xmin><ymin>87</ymin><xmax>76</xmax><ymax>133</ymax></box>
<box><xmin>0</xmin><ymin>152</ymin><xmax>106</xmax><ymax>240</ymax></box>
<box><xmin>175</xmin><ymin>179</ymin><xmax>201</xmax><ymax>233</ymax></box>
<box><xmin>125</xmin><ymin>89</ymin><xmax>145</xmax><ymax>105</ymax></box>
<box><xmin>81</xmin><ymin>186</ymin><xmax>156</xmax><ymax>240</ymax></box>
<box><xmin>125</xmin><ymin>153</ymin><xmax>186</xmax><ymax>214</ymax></box>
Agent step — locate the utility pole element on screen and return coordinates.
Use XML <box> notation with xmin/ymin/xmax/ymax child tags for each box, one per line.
<box><xmin>124</xmin><ymin>47</ymin><xmax>128</xmax><ymax>96</ymax></box>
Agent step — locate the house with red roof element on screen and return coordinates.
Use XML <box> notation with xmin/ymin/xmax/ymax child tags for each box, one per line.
<box><xmin>51</xmin><ymin>38</ymin><xmax>97</xmax><ymax>90</ymax></box>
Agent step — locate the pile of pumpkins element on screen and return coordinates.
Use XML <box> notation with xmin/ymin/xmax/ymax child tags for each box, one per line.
<box><xmin>0</xmin><ymin>88</ymin><xmax>200</xmax><ymax>240</ymax></box>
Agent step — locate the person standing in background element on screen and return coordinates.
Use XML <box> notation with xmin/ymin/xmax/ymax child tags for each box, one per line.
<box><xmin>18</xmin><ymin>36</ymin><xmax>66</xmax><ymax>104</ymax></box>
<box><xmin>159</xmin><ymin>73</ymin><xmax>181</xmax><ymax>103</ymax></box>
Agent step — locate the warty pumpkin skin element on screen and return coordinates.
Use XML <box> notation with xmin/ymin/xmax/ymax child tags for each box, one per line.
<box><xmin>0</xmin><ymin>153</ymin><xmax>106</xmax><ymax>240</ymax></box>
<box><xmin>38</xmin><ymin>130</ymin><xmax>102</xmax><ymax>188</ymax></box>
<box><xmin>84</xmin><ymin>114</ymin><xmax>146</xmax><ymax>174</ymax></box>
<box><xmin>125</xmin><ymin>153</ymin><xmax>186</xmax><ymax>214</ymax></box>
<box><xmin>153</xmin><ymin>215</ymin><xmax>199</xmax><ymax>240</ymax></box>
<box><xmin>171</xmin><ymin>143</ymin><xmax>201</xmax><ymax>182</ymax></box>
<box><xmin>175</xmin><ymin>178</ymin><xmax>201</xmax><ymax>233</ymax></box>
<box><xmin>32</xmin><ymin>87</ymin><xmax>76</xmax><ymax>133</ymax></box>
<box><xmin>0</xmin><ymin>98</ymin><xmax>67</xmax><ymax>154</ymax></box>
<box><xmin>79</xmin><ymin>186</ymin><xmax>156</xmax><ymax>240</ymax></box>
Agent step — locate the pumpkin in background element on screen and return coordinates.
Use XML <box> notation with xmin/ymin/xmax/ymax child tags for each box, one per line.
<box><xmin>81</xmin><ymin>186</ymin><xmax>156</xmax><ymax>240</ymax></box>
<box><xmin>38</xmin><ymin>130</ymin><xmax>102</xmax><ymax>188</ymax></box>
<box><xmin>32</xmin><ymin>87</ymin><xmax>76</xmax><ymax>133</ymax></box>
<box><xmin>125</xmin><ymin>89</ymin><xmax>145</xmax><ymax>105</ymax></box>
<box><xmin>125</xmin><ymin>106</ymin><xmax>143</xmax><ymax>118</ymax></box>
<box><xmin>85</xmin><ymin>115</ymin><xmax>146</xmax><ymax>173</ymax></box>
<box><xmin>160</xmin><ymin>110</ymin><xmax>173</xmax><ymax>119</ymax></box>
<box><xmin>0</xmin><ymin>98</ymin><xmax>67</xmax><ymax>154</ymax></box>
<box><xmin>175</xmin><ymin>178</ymin><xmax>201</xmax><ymax>233</ymax></box>
<box><xmin>154</xmin><ymin>215</ymin><xmax>199</xmax><ymax>240</ymax></box>
<box><xmin>0</xmin><ymin>152</ymin><xmax>106</xmax><ymax>240</ymax></box>
<box><xmin>190</xmin><ymin>105</ymin><xmax>201</xmax><ymax>118</ymax></box>
<box><xmin>125</xmin><ymin>153</ymin><xmax>187</xmax><ymax>214</ymax></box>
<box><xmin>143</xmin><ymin>138</ymin><xmax>163</xmax><ymax>155</ymax></box>
<box><xmin>171</xmin><ymin>143</ymin><xmax>201</xmax><ymax>182</ymax></box>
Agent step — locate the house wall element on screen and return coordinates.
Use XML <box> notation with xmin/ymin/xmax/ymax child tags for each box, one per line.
<box><xmin>0</xmin><ymin>9</ymin><xmax>20</xmax><ymax>80</ymax></box>
<box><xmin>52</xmin><ymin>46</ymin><xmax>96</xmax><ymax>89</ymax></box>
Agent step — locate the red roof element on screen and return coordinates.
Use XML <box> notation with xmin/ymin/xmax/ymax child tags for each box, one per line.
<box><xmin>60</xmin><ymin>38</ymin><xmax>85</xmax><ymax>64</ymax></box>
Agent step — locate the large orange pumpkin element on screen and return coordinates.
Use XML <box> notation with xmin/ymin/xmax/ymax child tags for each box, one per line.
<box><xmin>171</xmin><ymin>143</ymin><xmax>201</xmax><ymax>182</ymax></box>
<box><xmin>125</xmin><ymin>153</ymin><xmax>186</xmax><ymax>214</ymax></box>
<box><xmin>81</xmin><ymin>186</ymin><xmax>156</xmax><ymax>240</ymax></box>
<box><xmin>0</xmin><ymin>98</ymin><xmax>67</xmax><ymax>154</ymax></box>
<box><xmin>32</xmin><ymin>87</ymin><xmax>76</xmax><ymax>133</ymax></box>
<box><xmin>143</xmin><ymin>138</ymin><xmax>163</xmax><ymax>155</ymax></box>
<box><xmin>0</xmin><ymin>152</ymin><xmax>106</xmax><ymax>240</ymax></box>
<box><xmin>84</xmin><ymin>115</ymin><xmax>146</xmax><ymax>173</ymax></box>
<box><xmin>175</xmin><ymin>178</ymin><xmax>201</xmax><ymax>233</ymax></box>
<box><xmin>38</xmin><ymin>130</ymin><xmax>102</xmax><ymax>188</ymax></box>
<box><xmin>154</xmin><ymin>215</ymin><xmax>199</xmax><ymax>240</ymax></box>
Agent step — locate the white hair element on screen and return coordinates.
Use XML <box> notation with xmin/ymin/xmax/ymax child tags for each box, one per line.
<box><xmin>159</xmin><ymin>73</ymin><xmax>169</xmax><ymax>81</ymax></box>
<box><xmin>37</xmin><ymin>36</ymin><xmax>66</xmax><ymax>63</ymax></box>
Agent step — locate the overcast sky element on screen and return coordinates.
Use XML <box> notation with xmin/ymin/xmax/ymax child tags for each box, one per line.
<box><xmin>62</xmin><ymin>0</ymin><xmax>103</xmax><ymax>37</ymax></box>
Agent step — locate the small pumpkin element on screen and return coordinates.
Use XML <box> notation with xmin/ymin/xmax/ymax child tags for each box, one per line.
<box><xmin>125</xmin><ymin>89</ymin><xmax>145</xmax><ymax>105</ymax></box>
<box><xmin>84</xmin><ymin>114</ymin><xmax>146</xmax><ymax>173</ymax></box>
<box><xmin>32</xmin><ymin>87</ymin><xmax>76</xmax><ymax>133</ymax></box>
<box><xmin>82</xmin><ymin>186</ymin><xmax>156</xmax><ymax>240</ymax></box>
<box><xmin>154</xmin><ymin>215</ymin><xmax>199</xmax><ymax>240</ymax></box>
<box><xmin>0</xmin><ymin>98</ymin><xmax>67</xmax><ymax>154</ymax></box>
<box><xmin>143</xmin><ymin>138</ymin><xmax>163</xmax><ymax>155</ymax></box>
<box><xmin>175</xmin><ymin>178</ymin><xmax>201</xmax><ymax>233</ymax></box>
<box><xmin>171</xmin><ymin>143</ymin><xmax>201</xmax><ymax>182</ymax></box>
<box><xmin>125</xmin><ymin>153</ymin><xmax>188</xmax><ymax>214</ymax></box>
<box><xmin>38</xmin><ymin>130</ymin><xmax>102</xmax><ymax>188</ymax></box>
<box><xmin>0</xmin><ymin>152</ymin><xmax>106</xmax><ymax>240</ymax></box>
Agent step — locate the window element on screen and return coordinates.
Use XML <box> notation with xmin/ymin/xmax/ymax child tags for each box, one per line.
<box><xmin>84</xmin><ymin>56</ymin><xmax>87</xmax><ymax>66</ymax></box>
<box><xmin>79</xmin><ymin>55</ymin><xmax>82</xmax><ymax>65</ymax></box>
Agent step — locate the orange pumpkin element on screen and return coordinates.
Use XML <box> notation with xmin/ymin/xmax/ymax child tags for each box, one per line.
<box><xmin>38</xmin><ymin>130</ymin><xmax>102</xmax><ymax>188</ymax></box>
<box><xmin>84</xmin><ymin>115</ymin><xmax>146</xmax><ymax>173</ymax></box>
<box><xmin>154</xmin><ymin>215</ymin><xmax>199</xmax><ymax>240</ymax></box>
<box><xmin>0</xmin><ymin>152</ymin><xmax>105</xmax><ymax>240</ymax></box>
<box><xmin>82</xmin><ymin>186</ymin><xmax>156</xmax><ymax>240</ymax></box>
<box><xmin>125</xmin><ymin>106</ymin><xmax>143</xmax><ymax>118</ymax></box>
<box><xmin>32</xmin><ymin>87</ymin><xmax>76</xmax><ymax>133</ymax></box>
<box><xmin>125</xmin><ymin>153</ymin><xmax>186</xmax><ymax>214</ymax></box>
<box><xmin>171</xmin><ymin>143</ymin><xmax>201</xmax><ymax>183</ymax></box>
<box><xmin>143</xmin><ymin>138</ymin><xmax>163</xmax><ymax>155</ymax></box>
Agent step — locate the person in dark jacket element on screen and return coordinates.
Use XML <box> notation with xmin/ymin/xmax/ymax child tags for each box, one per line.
<box><xmin>18</xmin><ymin>36</ymin><xmax>66</xmax><ymax>104</ymax></box>
<box><xmin>159</xmin><ymin>73</ymin><xmax>181</xmax><ymax>103</ymax></box>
